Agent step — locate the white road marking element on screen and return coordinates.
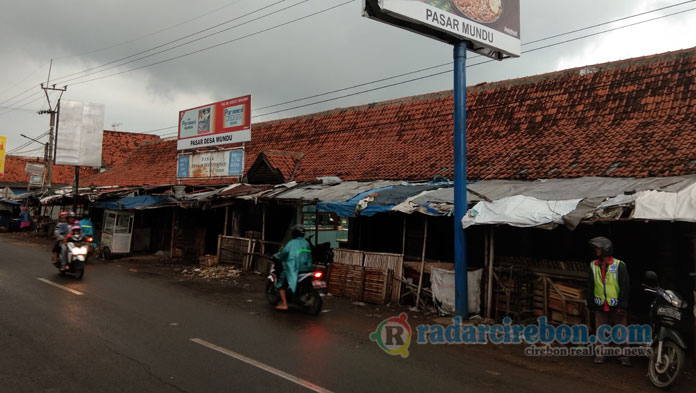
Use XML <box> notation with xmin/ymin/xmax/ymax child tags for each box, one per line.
<box><xmin>190</xmin><ymin>338</ymin><xmax>335</xmax><ymax>393</ymax></box>
<box><xmin>37</xmin><ymin>278</ymin><xmax>84</xmax><ymax>295</ymax></box>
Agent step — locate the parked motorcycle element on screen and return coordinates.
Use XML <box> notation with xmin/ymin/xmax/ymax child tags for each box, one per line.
<box><xmin>306</xmin><ymin>237</ymin><xmax>334</xmax><ymax>265</ymax></box>
<box><xmin>53</xmin><ymin>235</ymin><xmax>91</xmax><ymax>280</ymax></box>
<box><xmin>643</xmin><ymin>271</ymin><xmax>688</xmax><ymax>390</ymax></box>
<box><xmin>265</xmin><ymin>256</ymin><xmax>326</xmax><ymax>315</ymax></box>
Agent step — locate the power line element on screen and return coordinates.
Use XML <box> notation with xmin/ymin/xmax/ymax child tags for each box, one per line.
<box><xmin>0</xmin><ymin>1</ymin><xmax>291</xmax><ymax>111</ymax></box>
<box><xmin>0</xmin><ymin>94</ymin><xmax>46</xmax><ymax>118</ymax></box>
<box><xmin>162</xmin><ymin>62</ymin><xmax>696</xmax><ymax>143</ymax></box>
<box><xmin>52</xmin><ymin>0</ymin><xmax>291</xmax><ymax>83</ymax></box>
<box><xmin>54</xmin><ymin>0</ymin><xmax>248</xmax><ymax>60</ymax></box>
<box><xmin>6</xmin><ymin>130</ymin><xmax>49</xmax><ymax>155</ymax></box>
<box><xmin>68</xmin><ymin>0</ymin><xmax>353</xmax><ymax>86</ymax></box>
<box><xmin>147</xmin><ymin>4</ymin><xmax>696</xmax><ymax>136</ymax></box>
<box><xmin>251</xmin><ymin>5</ymin><xmax>696</xmax><ymax>118</ymax></box>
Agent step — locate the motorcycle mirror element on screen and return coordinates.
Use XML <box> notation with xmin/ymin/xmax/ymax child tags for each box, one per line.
<box><xmin>644</xmin><ymin>270</ymin><xmax>659</xmax><ymax>283</ymax></box>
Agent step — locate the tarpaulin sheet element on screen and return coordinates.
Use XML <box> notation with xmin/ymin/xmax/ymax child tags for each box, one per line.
<box><xmin>316</xmin><ymin>185</ymin><xmax>395</xmax><ymax>217</ymax></box>
<box><xmin>94</xmin><ymin>195</ymin><xmax>169</xmax><ymax>210</ymax></box>
<box><xmin>430</xmin><ymin>268</ymin><xmax>483</xmax><ymax>315</ymax></box>
<box><xmin>633</xmin><ymin>182</ymin><xmax>696</xmax><ymax>222</ymax></box>
<box><xmin>462</xmin><ymin>195</ymin><xmax>582</xmax><ymax>229</ymax></box>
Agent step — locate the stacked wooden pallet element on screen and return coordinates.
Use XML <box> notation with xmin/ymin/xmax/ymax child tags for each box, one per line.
<box><xmin>328</xmin><ymin>263</ymin><xmax>391</xmax><ymax>305</ymax></box>
<box><xmin>533</xmin><ymin>278</ymin><xmax>545</xmax><ymax>317</ymax></box>
<box><xmin>549</xmin><ymin>282</ymin><xmax>585</xmax><ymax>325</ymax></box>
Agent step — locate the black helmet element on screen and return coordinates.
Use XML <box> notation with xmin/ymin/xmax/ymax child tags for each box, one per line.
<box><xmin>291</xmin><ymin>225</ymin><xmax>305</xmax><ymax>239</ymax></box>
<box><xmin>589</xmin><ymin>236</ymin><xmax>613</xmax><ymax>257</ymax></box>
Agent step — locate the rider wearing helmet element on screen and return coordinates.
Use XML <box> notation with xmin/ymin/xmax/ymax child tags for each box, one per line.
<box><xmin>60</xmin><ymin>224</ymin><xmax>84</xmax><ymax>270</ymax></box>
<box><xmin>52</xmin><ymin>211</ymin><xmax>70</xmax><ymax>262</ymax></box>
<box><xmin>586</xmin><ymin>236</ymin><xmax>631</xmax><ymax>366</ymax></box>
<box><xmin>273</xmin><ymin>225</ymin><xmax>313</xmax><ymax>310</ymax></box>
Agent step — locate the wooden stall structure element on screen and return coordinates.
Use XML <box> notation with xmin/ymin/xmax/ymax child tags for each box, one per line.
<box><xmin>328</xmin><ymin>249</ymin><xmax>403</xmax><ymax>304</ymax></box>
<box><xmin>217</xmin><ymin>235</ymin><xmax>257</xmax><ymax>271</ymax></box>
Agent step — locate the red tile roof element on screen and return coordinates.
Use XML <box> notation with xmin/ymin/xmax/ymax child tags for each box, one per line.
<box><xmin>1</xmin><ymin>130</ymin><xmax>159</xmax><ymax>187</ymax></box>
<box><xmin>88</xmin><ymin>46</ymin><xmax>696</xmax><ymax>187</ymax></box>
<box><xmin>101</xmin><ymin>130</ymin><xmax>160</xmax><ymax>168</ymax></box>
<box><xmin>261</xmin><ymin>151</ymin><xmax>304</xmax><ymax>181</ymax></box>
<box><xmin>1</xmin><ymin>156</ymin><xmax>98</xmax><ymax>187</ymax></box>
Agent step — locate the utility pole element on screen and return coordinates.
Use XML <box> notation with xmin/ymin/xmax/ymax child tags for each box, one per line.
<box><xmin>37</xmin><ymin>59</ymin><xmax>67</xmax><ymax>192</ymax></box>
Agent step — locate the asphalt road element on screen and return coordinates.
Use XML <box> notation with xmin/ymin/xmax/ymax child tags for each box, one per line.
<box><xmin>0</xmin><ymin>235</ymin><xmax>688</xmax><ymax>393</ymax></box>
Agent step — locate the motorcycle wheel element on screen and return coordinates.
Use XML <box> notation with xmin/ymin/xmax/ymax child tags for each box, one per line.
<box><xmin>265</xmin><ymin>281</ymin><xmax>280</xmax><ymax>306</ymax></box>
<box><xmin>648</xmin><ymin>340</ymin><xmax>685</xmax><ymax>389</ymax></box>
<box><xmin>75</xmin><ymin>266</ymin><xmax>84</xmax><ymax>280</ymax></box>
<box><xmin>300</xmin><ymin>290</ymin><xmax>323</xmax><ymax>316</ymax></box>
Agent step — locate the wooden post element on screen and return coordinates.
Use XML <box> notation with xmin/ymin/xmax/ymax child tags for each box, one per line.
<box><xmin>216</xmin><ymin>234</ymin><xmax>222</xmax><ymax>264</ymax></box>
<box><xmin>415</xmin><ymin>216</ymin><xmax>428</xmax><ymax>309</ymax></box>
<box><xmin>223</xmin><ymin>205</ymin><xmax>229</xmax><ymax>236</ymax></box>
<box><xmin>486</xmin><ymin>227</ymin><xmax>495</xmax><ymax>319</ymax></box>
<box><xmin>261</xmin><ymin>204</ymin><xmax>266</xmax><ymax>255</ymax></box>
<box><xmin>170</xmin><ymin>208</ymin><xmax>177</xmax><ymax>258</ymax></box>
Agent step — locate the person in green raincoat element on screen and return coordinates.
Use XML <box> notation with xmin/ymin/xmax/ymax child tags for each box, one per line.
<box><xmin>274</xmin><ymin>225</ymin><xmax>313</xmax><ymax>310</ymax></box>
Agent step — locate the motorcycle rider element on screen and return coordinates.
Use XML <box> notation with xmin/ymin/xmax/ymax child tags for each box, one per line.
<box><xmin>78</xmin><ymin>212</ymin><xmax>97</xmax><ymax>250</ymax></box>
<box><xmin>52</xmin><ymin>211</ymin><xmax>70</xmax><ymax>263</ymax></box>
<box><xmin>273</xmin><ymin>225</ymin><xmax>313</xmax><ymax>311</ymax></box>
<box><xmin>586</xmin><ymin>236</ymin><xmax>631</xmax><ymax>366</ymax></box>
<box><xmin>60</xmin><ymin>224</ymin><xmax>84</xmax><ymax>270</ymax></box>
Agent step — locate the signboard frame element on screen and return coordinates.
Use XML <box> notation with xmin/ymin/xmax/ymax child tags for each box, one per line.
<box><xmin>363</xmin><ymin>0</ymin><xmax>520</xmax><ymax>59</ymax></box>
<box><xmin>54</xmin><ymin>100</ymin><xmax>105</xmax><ymax>167</ymax></box>
<box><xmin>177</xmin><ymin>148</ymin><xmax>245</xmax><ymax>179</ymax></box>
<box><xmin>177</xmin><ymin>95</ymin><xmax>251</xmax><ymax>151</ymax></box>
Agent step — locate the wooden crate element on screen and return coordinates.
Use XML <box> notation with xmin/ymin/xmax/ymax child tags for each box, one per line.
<box><xmin>549</xmin><ymin>298</ymin><xmax>582</xmax><ymax>316</ymax></box>
<box><xmin>199</xmin><ymin>254</ymin><xmax>218</xmax><ymax>267</ymax></box>
<box><xmin>344</xmin><ymin>265</ymin><xmax>364</xmax><ymax>300</ymax></box>
<box><xmin>328</xmin><ymin>263</ymin><xmax>349</xmax><ymax>297</ymax></box>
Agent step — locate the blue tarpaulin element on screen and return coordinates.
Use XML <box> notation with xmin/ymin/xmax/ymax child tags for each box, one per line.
<box><xmin>316</xmin><ymin>182</ymin><xmax>453</xmax><ymax>217</ymax></box>
<box><xmin>94</xmin><ymin>195</ymin><xmax>170</xmax><ymax>211</ymax></box>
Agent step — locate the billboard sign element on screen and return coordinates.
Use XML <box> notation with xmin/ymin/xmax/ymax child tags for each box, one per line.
<box><xmin>363</xmin><ymin>0</ymin><xmax>520</xmax><ymax>59</ymax></box>
<box><xmin>0</xmin><ymin>136</ymin><xmax>5</xmax><ymax>179</ymax></box>
<box><xmin>55</xmin><ymin>100</ymin><xmax>105</xmax><ymax>167</ymax></box>
<box><xmin>177</xmin><ymin>149</ymin><xmax>244</xmax><ymax>178</ymax></box>
<box><xmin>177</xmin><ymin>95</ymin><xmax>251</xmax><ymax>150</ymax></box>
<box><xmin>25</xmin><ymin>162</ymin><xmax>46</xmax><ymax>176</ymax></box>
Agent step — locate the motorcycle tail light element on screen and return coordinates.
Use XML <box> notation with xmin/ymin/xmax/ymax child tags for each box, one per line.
<box><xmin>313</xmin><ymin>271</ymin><xmax>323</xmax><ymax>279</ymax></box>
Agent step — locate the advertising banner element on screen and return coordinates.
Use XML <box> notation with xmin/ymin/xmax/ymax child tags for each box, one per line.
<box><xmin>177</xmin><ymin>149</ymin><xmax>244</xmax><ymax>178</ymax></box>
<box><xmin>0</xmin><ymin>136</ymin><xmax>5</xmax><ymax>179</ymax></box>
<box><xmin>177</xmin><ymin>95</ymin><xmax>251</xmax><ymax>150</ymax></box>
<box><xmin>54</xmin><ymin>100</ymin><xmax>105</xmax><ymax>167</ymax></box>
<box><xmin>25</xmin><ymin>162</ymin><xmax>46</xmax><ymax>176</ymax></box>
<box><xmin>363</xmin><ymin>0</ymin><xmax>520</xmax><ymax>59</ymax></box>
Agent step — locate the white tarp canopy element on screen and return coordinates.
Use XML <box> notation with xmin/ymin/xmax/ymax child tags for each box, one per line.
<box><xmin>457</xmin><ymin>175</ymin><xmax>696</xmax><ymax>229</ymax></box>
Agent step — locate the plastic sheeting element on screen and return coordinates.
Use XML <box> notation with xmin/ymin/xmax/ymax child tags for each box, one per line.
<box><xmin>93</xmin><ymin>195</ymin><xmax>170</xmax><ymax>210</ymax></box>
<box><xmin>462</xmin><ymin>195</ymin><xmax>581</xmax><ymax>229</ymax></box>
<box><xmin>430</xmin><ymin>268</ymin><xmax>483</xmax><ymax>315</ymax></box>
<box><xmin>633</xmin><ymin>182</ymin><xmax>696</xmax><ymax>221</ymax></box>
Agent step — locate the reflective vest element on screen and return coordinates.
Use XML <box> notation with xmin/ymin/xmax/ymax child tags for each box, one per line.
<box><xmin>591</xmin><ymin>258</ymin><xmax>624</xmax><ymax>307</ymax></box>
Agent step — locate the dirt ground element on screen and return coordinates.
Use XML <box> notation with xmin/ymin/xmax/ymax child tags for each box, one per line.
<box><xmin>3</xmin><ymin>231</ymin><xmax>694</xmax><ymax>392</ymax></box>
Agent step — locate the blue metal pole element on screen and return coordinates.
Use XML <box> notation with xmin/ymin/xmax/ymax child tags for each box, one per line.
<box><xmin>453</xmin><ymin>41</ymin><xmax>468</xmax><ymax>318</ymax></box>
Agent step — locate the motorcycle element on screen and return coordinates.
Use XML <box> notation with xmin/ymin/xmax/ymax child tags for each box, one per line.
<box><xmin>53</xmin><ymin>235</ymin><xmax>91</xmax><ymax>280</ymax></box>
<box><xmin>643</xmin><ymin>271</ymin><xmax>689</xmax><ymax>390</ymax></box>
<box><xmin>265</xmin><ymin>256</ymin><xmax>326</xmax><ymax>315</ymax></box>
<box><xmin>306</xmin><ymin>237</ymin><xmax>334</xmax><ymax>265</ymax></box>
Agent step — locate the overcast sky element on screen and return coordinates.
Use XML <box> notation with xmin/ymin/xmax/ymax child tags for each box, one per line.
<box><xmin>1</xmin><ymin>0</ymin><xmax>695</xmax><ymax>154</ymax></box>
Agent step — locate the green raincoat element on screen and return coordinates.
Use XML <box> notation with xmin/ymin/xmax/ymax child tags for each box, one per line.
<box><xmin>274</xmin><ymin>238</ymin><xmax>313</xmax><ymax>293</ymax></box>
